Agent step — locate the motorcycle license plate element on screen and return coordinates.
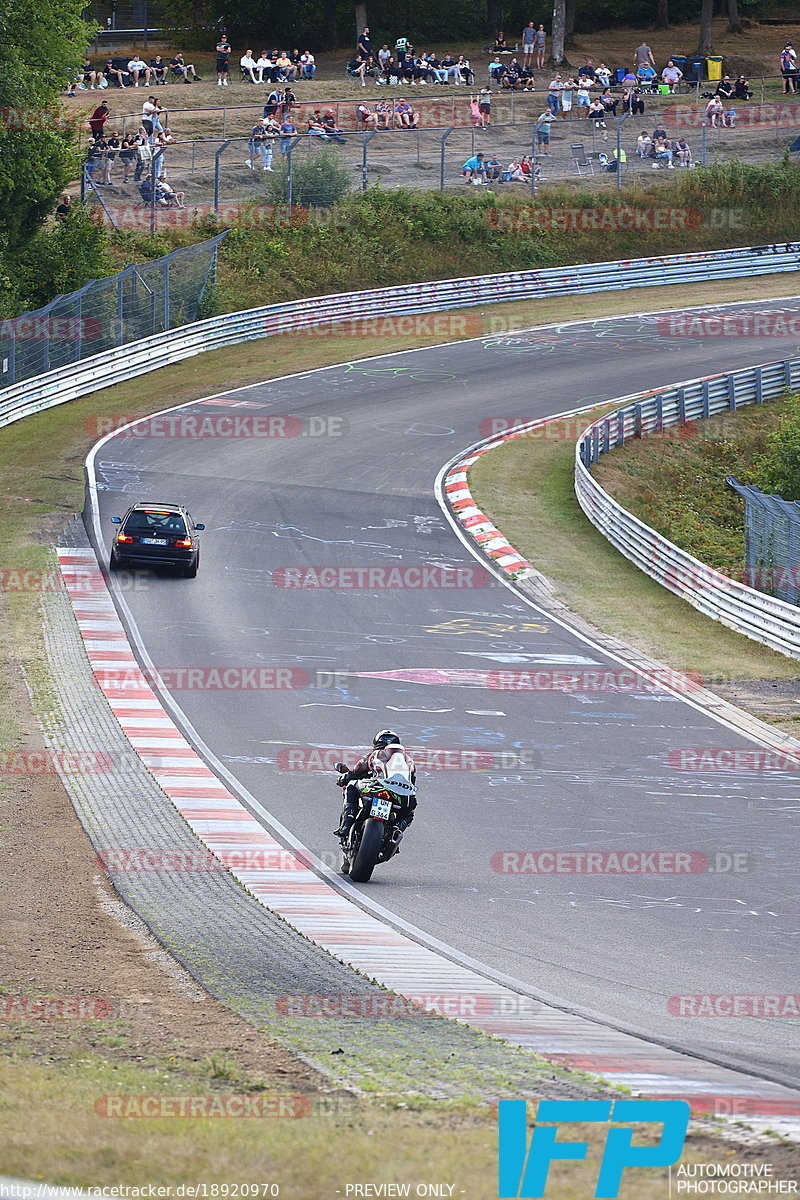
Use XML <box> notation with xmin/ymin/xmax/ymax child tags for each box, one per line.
<box><xmin>370</xmin><ymin>797</ymin><xmax>393</xmax><ymax>821</ymax></box>
<box><xmin>141</xmin><ymin>537</ymin><xmax>168</xmax><ymax>545</ymax></box>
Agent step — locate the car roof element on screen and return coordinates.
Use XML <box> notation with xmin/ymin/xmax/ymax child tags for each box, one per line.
<box><xmin>129</xmin><ymin>501</ymin><xmax>187</xmax><ymax>513</ymax></box>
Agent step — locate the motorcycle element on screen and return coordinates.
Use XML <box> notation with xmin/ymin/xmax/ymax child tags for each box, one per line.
<box><xmin>333</xmin><ymin>761</ymin><xmax>416</xmax><ymax>883</ymax></box>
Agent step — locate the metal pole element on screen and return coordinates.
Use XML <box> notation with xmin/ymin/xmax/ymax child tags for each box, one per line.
<box><xmin>223</xmin><ymin>106</ymin><xmax>227</xmax><ymax>138</ymax></box>
<box><xmin>117</xmin><ymin>275</ymin><xmax>124</xmax><ymax>346</ymax></box>
<box><xmin>760</xmin><ymin>76</ymin><xmax>765</xmax><ymax>103</ymax></box>
<box><xmin>214</xmin><ymin>139</ymin><xmax>231</xmax><ymax>216</ymax></box>
<box><xmin>361</xmin><ymin>130</ymin><xmax>375</xmax><ymax>191</ymax></box>
<box><xmin>531</xmin><ymin>125</ymin><xmax>537</xmax><ymax>196</ymax></box>
<box><xmin>440</xmin><ymin>127</ymin><xmax>453</xmax><ymax>192</ymax></box>
<box><xmin>702</xmin><ymin>121</ymin><xmax>707</xmax><ymax>165</ymax></box>
<box><xmin>616</xmin><ymin>112</ymin><xmax>629</xmax><ymax>192</ymax></box>
<box><xmin>164</xmin><ymin>256</ymin><xmax>170</xmax><ymax>330</ymax></box>
<box><xmin>150</xmin><ymin>147</ymin><xmax>164</xmax><ymax>234</ymax></box>
<box><xmin>286</xmin><ymin>136</ymin><xmax>301</xmax><ymax>207</ymax></box>
<box><xmin>144</xmin><ymin>0</ymin><xmax>148</xmax><ymax>50</ymax></box>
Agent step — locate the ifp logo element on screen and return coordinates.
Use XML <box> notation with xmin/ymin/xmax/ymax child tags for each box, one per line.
<box><xmin>498</xmin><ymin>1099</ymin><xmax>690</xmax><ymax>1197</ymax></box>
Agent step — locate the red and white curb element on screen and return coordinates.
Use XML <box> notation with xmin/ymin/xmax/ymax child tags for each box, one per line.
<box><xmin>443</xmin><ymin>446</ymin><xmax>532</xmax><ymax>576</ymax></box>
<box><xmin>56</xmin><ymin>546</ymin><xmax>800</xmax><ymax>1131</ymax></box>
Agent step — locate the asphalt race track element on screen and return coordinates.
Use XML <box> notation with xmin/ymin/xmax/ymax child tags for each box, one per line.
<box><xmin>89</xmin><ymin>300</ymin><xmax>800</xmax><ymax>1089</ymax></box>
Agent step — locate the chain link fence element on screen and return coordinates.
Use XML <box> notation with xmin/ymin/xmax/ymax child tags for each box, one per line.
<box><xmin>0</xmin><ymin>234</ymin><xmax>225</xmax><ymax>388</ymax></box>
<box><xmin>726</xmin><ymin>477</ymin><xmax>800</xmax><ymax>606</ymax></box>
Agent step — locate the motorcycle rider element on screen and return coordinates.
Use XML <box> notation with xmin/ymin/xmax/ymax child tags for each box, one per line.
<box><xmin>334</xmin><ymin>729</ymin><xmax>416</xmax><ymax>842</ymax></box>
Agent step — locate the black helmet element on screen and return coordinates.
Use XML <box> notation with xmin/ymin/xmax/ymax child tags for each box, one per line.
<box><xmin>373</xmin><ymin>729</ymin><xmax>400</xmax><ymax>749</ymax></box>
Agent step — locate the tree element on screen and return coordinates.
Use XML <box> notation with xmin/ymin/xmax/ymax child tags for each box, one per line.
<box><xmin>565</xmin><ymin>0</ymin><xmax>576</xmax><ymax>45</ymax></box>
<box><xmin>727</xmin><ymin>0</ymin><xmax>743</xmax><ymax>33</ymax></box>
<box><xmin>486</xmin><ymin>0</ymin><xmax>501</xmax><ymax>37</ymax></box>
<box><xmin>0</xmin><ymin>0</ymin><xmax>89</xmax><ymax>248</ymax></box>
<box><xmin>656</xmin><ymin>0</ymin><xmax>669</xmax><ymax>28</ymax></box>
<box><xmin>551</xmin><ymin>0</ymin><xmax>566</xmax><ymax>65</ymax></box>
<box><xmin>354</xmin><ymin>1</ymin><xmax>367</xmax><ymax>44</ymax></box>
<box><xmin>697</xmin><ymin>0</ymin><xmax>714</xmax><ymax>54</ymax></box>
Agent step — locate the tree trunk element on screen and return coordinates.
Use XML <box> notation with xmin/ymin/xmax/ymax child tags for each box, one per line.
<box><xmin>565</xmin><ymin>0</ymin><xmax>576</xmax><ymax>40</ymax></box>
<box><xmin>322</xmin><ymin>0</ymin><xmax>337</xmax><ymax>50</ymax></box>
<box><xmin>354</xmin><ymin>2</ymin><xmax>367</xmax><ymax>43</ymax></box>
<box><xmin>486</xmin><ymin>0</ymin><xmax>501</xmax><ymax>37</ymax></box>
<box><xmin>697</xmin><ymin>0</ymin><xmax>714</xmax><ymax>54</ymax></box>
<box><xmin>727</xmin><ymin>0</ymin><xmax>743</xmax><ymax>33</ymax></box>
<box><xmin>551</xmin><ymin>0</ymin><xmax>566</xmax><ymax>66</ymax></box>
<box><xmin>655</xmin><ymin>0</ymin><xmax>669</xmax><ymax>28</ymax></box>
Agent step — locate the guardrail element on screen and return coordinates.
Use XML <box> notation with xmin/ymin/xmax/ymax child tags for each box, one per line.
<box><xmin>574</xmin><ymin>357</ymin><xmax>800</xmax><ymax>660</ymax></box>
<box><xmin>2</xmin><ymin>241</ymin><xmax>799</xmax><ymax>434</ymax></box>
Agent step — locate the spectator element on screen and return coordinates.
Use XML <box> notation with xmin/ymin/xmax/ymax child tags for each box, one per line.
<box><xmin>79</xmin><ymin>56</ymin><xmax>99</xmax><ymax>89</ymax></box>
<box><xmin>652</xmin><ymin>122</ymin><xmax>667</xmax><ymax>142</ymax></box>
<box><xmin>621</xmin><ymin>70</ymin><xmax>638</xmax><ymax>86</ymax></box>
<box><xmin>216</xmin><ymin>33</ymin><xmax>231</xmax><ymax>86</ymax></box>
<box><xmin>276</xmin><ymin>50</ymin><xmax>294</xmax><ymax>81</ymax></box>
<box><xmin>559</xmin><ymin>76</ymin><xmax>576</xmax><ymax>117</ymax></box>
<box><xmin>661</xmin><ymin>60</ymin><xmax>683</xmax><ymax>93</ymax></box>
<box><xmin>358</xmin><ymin>27</ymin><xmax>372</xmax><ymax>59</ymax></box>
<box><xmin>307</xmin><ymin>110</ymin><xmax>330</xmax><ymax>139</ymax></box>
<box><xmin>492</xmin><ymin>31</ymin><xmax>508</xmax><ymax>52</ymax></box>
<box><xmin>478</xmin><ymin>87</ymin><xmax>492</xmax><ymax>125</ymax></box>
<box><xmin>170</xmin><ymin>52</ymin><xmax>197</xmax><ymax>81</ymax></box>
<box><xmin>457</xmin><ymin>56</ymin><xmax>475</xmax><ymax>86</ymax></box>
<box><xmin>103</xmin><ymin>131</ymin><xmax>120</xmax><ymax>183</ymax></box>
<box><xmin>546</xmin><ymin>74</ymin><xmax>562</xmax><ymax>115</ymax></box>
<box><xmin>279</xmin><ymin>116</ymin><xmax>297</xmax><ymax>153</ymax></box>
<box><xmin>780</xmin><ymin>42</ymin><xmax>797</xmax><ymax>94</ymax></box>
<box><xmin>322</xmin><ymin>109</ymin><xmax>347</xmax><ymax>142</ymax></box>
<box><xmin>263</xmin><ymin>87</ymin><xmax>282</xmax><ymax>118</ymax></box>
<box><xmin>501</xmin><ymin>58</ymin><xmax>522</xmax><ymax>90</ymax></box>
<box><xmin>488</xmin><ymin>56</ymin><xmax>505</xmax><ymax>85</ymax></box>
<box><xmin>133</xmin><ymin>128</ymin><xmax>152</xmax><ymax>180</ymax></box>
<box><xmin>247</xmin><ymin>117</ymin><xmax>273</xmax><ymax>169</ymax></box>
<box><xmin>127</xmin><ymin>55</ymin><xmax>150</xmax><ymax>86</ymax></box>
<box><xmin>461</xmin><ymin>152</ymin><xmax>487</xmax><ymax>183</ymax></box>
<box><xmin>240</xmin><ymin>49</ymin><xmax>258</xmax><ymax>83</ymax></box>
<box><xmin>55</xmin><ymin>192</ymin><xmax>72</xmax><ymax>219</ymax></box>
<box><xmin>289</xmin><ymin>48</ymin><xmax>302</xmax><ymax>75</ymax></box>
<box><xmin>376</xmin><ymin>99</ymin><xmax>393</xmax><ymax>128</ymax></box>
<box><xmin>600</xmin><ymin>87</ymin><xmax>618</xmax><ymax>116</ymax></box>
<box><xmin>355</xmin><ymin>101</ymin><xmax>378</xmax><ymax>129</ymax></box>
<box><xmin>469</xmin><ymin>94</ymin><xmax>485</xmax><ymax>127</ymax></box>
<box><xmin>84</xmin><ymin>136</ymin><xmax>107</xmax><ymax>180</ymax></box>
<box><xmin>103</xmin><ymin>59</ymin><xmax>127</xmax><ymax>88</ymax></box>
<box><xmin>141</xmin><ymin>95</ymin><xmax>160</xmax><ymax>136</ymax></box>
<box><xmin>300</xmin><ymin>50</ymin><xmax>316</xmax><ymax>79</ymax></box>
<box><xmin>393</xmin><ymin>98</ymin><xmax>418</xmax><ymax>128</ymax></box>
<box><xmin>157</xmin><ymin>180</ymin><xmax>185</xmax><ymax>208</ymax></box>
<box><xmin>622</xmin><ymin>87</ymin><xmax>644</xmax><ymax>115</ymax></box>
<box><xmin>653</xmin><ymin>135</ymin><xmax>674</xmax><ymax>167</ymax></box>
<box><xmin>88</xmin><ymin>101</ymin><xmax>109</xmax><ymax>138</ymax></box>
<box><xmin>536</xmin><ymin>107</ymin><xmax>555</xmax><ymax>153</ymax></box>
<box><xmin>578</xmin><ymin>57</ymin><xmax>595</xmax><ymax>80</ymax></box>
<box><xmin>634</xmin><ymin>41</ymin><xmax>655</xmax><ymax>69</ymax></box>
<box><xmin>378</xmin><ymin>44</ymin><xmax>391</xmax><ymax>70</ymax></box>
<box><xmin>716</xmin><ymin>75</ymin><xmax>734</xmax><ymax>99</ymax></box>
<box><xmin>674</xmin><ymin>136</ymin><xmax>692</xmax><ymax>165</ymax></box>
<box><xmin>348</xmin><ymin>54</ymin><xmax>368</xmax><ymax>86</ymax></box>
<box><xmin>505</xmin><ymin>157</ymin><xmax>526</xmax><ymax>180</ymax></box>
<box><xmin>485</xmin><ymin>154</ymin><xmax>502</xmax><ymax>182</ymax></box>
<box><xmin>588</xmin><ymin>96</ymin><xmax>608</xmax><ymax>137</ymax></box>
<box><xmin>734</xmin><ymin>74</ymin><xmax>752</xmax><ymax>100</ymax></box>
<box><xmin>119</xmin><ymin>134</ymin><xmax>136</xmax><ymax>181</ymax></box>
<box><xmin>636</xmin><ymin>131</ymin><xmax>651</xmax><ymax>157</ymax></box>
<box><xmin>522</xmin><ymin>22</ymin><xmax>536</xmax><ymax>70</ymax></box>
<box><xmin>595</xmin><ymin>62</ymin><xmax>612</xmax><ymax>88</ymax></box>
<box><xmin>281</xmin><ymin>86</ymin><xmax>298</xmax><ymax>117</ymax></box>
<box><xmin>150</xmin><ymin>55</ymin><xmax>167</xmax><ymax>84</ymax></box>
<box><xmin>705</xmin><ymin>96</ymin><xmax>724</xmax><ymax>126</ymax></box>
<box><xmin>576</xmin><ymin>77</ymin><xmax>591</xmax><ymax>115</ymax></box>
<box><xmin>534</xmin><ymin>24</ymin><xmax>547</xmax><ymax>70</ymax></box>
<box><xmin>636</xmin><ymin>62</ymin><xmax>657</xmax><ymax>88</ymax></box>
<box><xmin>438</xmin><ymin>53</ymin><xmax>460</xmax><ymax>85</ymax></box>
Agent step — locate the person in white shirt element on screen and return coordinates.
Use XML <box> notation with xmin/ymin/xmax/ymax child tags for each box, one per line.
<box><xmin>255</xmin><ymin>52</ymin><xmax>270</xmax><ymax>83</ymax></box>
<box><xmin>637</xmin><ymin>131</ymin><xmax>651</xmax><ymax>157</ymax></box>
<box><xmin>240</xmin><ymin>50</ymin><xmax>258</xmax><ymax>83</ymax></box>
<box><xmin>127</xmin><ymin>56</ymin><xmax>150</xmax><ymax>86</ymax></box>
<box><xmin>595</xmin><ymin>62</ymin><xmax>612</xmax><ymax>88</ymax></box>
<box><xmin>661</xmin><ymin>60</ymin><xmax>683</xmax><ymax>93</ymax></box>
<box><xmin>300</xmin><ymin>50</ymin><xmax>315</xmax><ymax>78</ymax></box>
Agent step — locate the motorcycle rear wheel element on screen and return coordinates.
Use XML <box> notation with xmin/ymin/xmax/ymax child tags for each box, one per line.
<box><xmin>349</xmin><ymin>818</ymin><xmax>384</xmax><ymax>883</ymax></box>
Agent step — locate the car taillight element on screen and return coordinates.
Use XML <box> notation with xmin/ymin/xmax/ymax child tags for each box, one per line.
<box><xmin>116</xmin><ymin>534</ymin><xmax>134</xmax><ymax>543</ymax></box>
<box><xmin>173</xmin><ymin>538</ymin><xmax>192</xmax><ymax>548</ymax></box>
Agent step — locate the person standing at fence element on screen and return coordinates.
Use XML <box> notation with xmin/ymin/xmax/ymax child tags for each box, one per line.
<box><xmin>534</xmin><ymin>25</ymin><xmax>547</xmax><ymax>70</ymax></box>
<box><xmin>216</xmin><ymin>33</ymin><xmax>231</xmax><ymax>86</ymax></box>
<box><xmin>133</xmin><ymin>128</ymin><xmax>152</xmax><ymax>180</ymax></box>
<box><xmin>780</xmin><ymin>42</ymin><xmax>797</xmax><ymax>94</ymax></box>
<box><xmin>546</xmin><ymin>74</ymin><xmax>562</xmax><ymax>115</ymax></box>
<box><xmin>279</xmin><ymin>115</ymin><xmax>297</xmax><ymax>154</ymax></box>
<box><xmin>88</xmin><ymin>101</ymin><xmax>109</xmax><ymax>139</ymax></box>
<box><xmin>521</xmin><ymin>22</ymin><xmax>536</xmax><ymax>71</ymax></box>
<box><xmin>535</xmin><ymin>107</ymin><xmax>555</xmax><ymax>153</ymax></box>
<box><xmin>55</xmin><ymin>192</ymin><xmax>73</xmax><ymax>220</ymax></box>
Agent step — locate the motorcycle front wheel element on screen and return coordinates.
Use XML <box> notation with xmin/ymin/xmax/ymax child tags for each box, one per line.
<box><xmin>348</xmin><ymin>818</ymin><xmax>384</xmax><ymax>883</ymax></box>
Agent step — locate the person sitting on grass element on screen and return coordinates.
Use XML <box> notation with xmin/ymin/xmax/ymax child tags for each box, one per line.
<box><xmin>636</xmin><ymin>130</ymin><xmax>652</xmax><ymax>157</ymax></box>
<box><xmin>355</xmin><ymin>101</ymin><xmax>378</xmax><ymax>129</ymax></box>
<box><xmin>393</xmin><ymin>98</ymin><xmax>419</xmax><ymax>128</ymax></box>
<box><xmin>485</xmin><ymin>153</ymin><xmax>502</xmax><ymax>181</ymax></box>
<box><xmin>715</xmin><ymin>75</ymin><xmax>735</xmax><ymax>100</ymax></box>
<box><xmin>461</xmin><ymin>152</ymin><xmax>487</xmax><ymax>183</ymax></box>
<box><xmin>674</xmin><ymin>136</ymin><xmax>692</xmax><ymax>165</ymax></box>
<box><xmin>734</xmin><ymin>74</ymin><xmax>752</xmax><ymax>100</ymax></box>
<box><xmin>653</xmin><ymin>135</ymin><xmax>674</xmax><ymax>167</ymax></box>
<box><xmin>307</xmin><ymin>111</ymin><xmax>331</xmax><ymax>139</ymax></box>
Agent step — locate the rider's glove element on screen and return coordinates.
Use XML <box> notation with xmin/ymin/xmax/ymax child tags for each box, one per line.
<box><xmin>337</xmin><ymin>774</ymin><xmax>349</xmax><ymax>788</ymax></box>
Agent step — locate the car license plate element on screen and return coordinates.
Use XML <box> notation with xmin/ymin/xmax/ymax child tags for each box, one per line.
<box><xmin>370</xmin><ymin>797</ymin><xmax>393</xmax><ymax>821</ymax></box>
<box><xmin>141</xmin><ymin>538</ymin><xmax>168</xmax><ymax>545</ymax></box>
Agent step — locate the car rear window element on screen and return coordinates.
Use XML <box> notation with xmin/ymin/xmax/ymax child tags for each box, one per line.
<box><xmin>124</xmin><ymin>511</ymin><xmax>186</xmax><ymax>535</ymax></box>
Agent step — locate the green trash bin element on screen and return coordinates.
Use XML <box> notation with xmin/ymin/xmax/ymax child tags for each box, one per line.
<box><xmin>706</xmin><ymin>56</ymin><xmax>723</xmax><ymax>81</ymax></box>
<box><xmin>658</xmin><ymin>83</ymin><xmax>670</xmax><ymax>94</ymax></box>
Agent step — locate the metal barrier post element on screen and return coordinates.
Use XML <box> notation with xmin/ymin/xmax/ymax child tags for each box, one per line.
<box><xmin>616</xmin><ymin>112</ymin><xmax>630</xmax><ymax>192</ymax></box>
<box><xmin>150</xmin><ymin>146</ymin><xmax>164</xmax><ymax>234</ymax></box>
<box><xmin>531</xmin><ymin>127</ymin><xmax>538</xmax><ymax>196</ymax></box>
<box><xmin>223</xmin><ymin>107</ymin><xmax>227</xmax><ymax>138</ymax></box>
<box><xmin>361</xmin><ymin>130</ymin><xmax>375</xmax><ymax>191</ymax></box>
<box><xmin>701</xmin><ymin>122</ymin><xmax>707</xmax><ymax>165</ymax></box>
<box><xmin>286</xmin><ymin>136</ymin><xmax>301</xmax><ymax>207</ymax></box>
<box><xmin>117</xmin><ymin>275</ymin><xmax>124</xmax><ymax>346</ymax></box>
<box><xmin>164</xmin><ymin>257</ymin><xmax>171</xmax><ymax>330</ymax></box>
<box><xmin>214</xmin><ymin>139</ymin><xmax>231</xmax><ymax>216</ymax></box>
<box><xmin>440</xmin><ymin>127</ymin><xmax>454</xmax><ymax>191</ymax></box>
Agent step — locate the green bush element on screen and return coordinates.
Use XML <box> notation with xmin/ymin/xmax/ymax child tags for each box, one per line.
<box><xmin>751</xmin><ymin>394</ymin><xmax>800</xmax><ymax>500</ymax></box>
<box><xmin>263</xmin><ymin>148</ymin><xmax>352</xmax><ymax>210</ymax></box>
